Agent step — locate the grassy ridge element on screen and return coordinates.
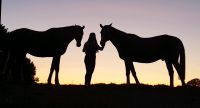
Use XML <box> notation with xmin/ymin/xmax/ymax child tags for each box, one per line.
<box><xmin>0</xmin><ymin>84</ymin><xmax>200</xmax><ymax>108</ymax></box>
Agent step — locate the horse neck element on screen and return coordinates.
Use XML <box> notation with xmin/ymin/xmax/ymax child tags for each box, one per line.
<box><xmin>108</xmin><ymin>28</ymin><xmax>140</xmax><ymax>52</ymax></box>
<box><xmin>109</xmin><ymin>29</ymin><xmax>128</xmax><ymax>49</ymax></box>
<box><xmin>60</xmin><ymin>28</ymin><xmax>75</xmax><ymax>43</ymax></box>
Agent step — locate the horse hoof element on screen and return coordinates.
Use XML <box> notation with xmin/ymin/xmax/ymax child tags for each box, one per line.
<box><xmin>136</xmin><ymin>82</ymin><xmax>140</xmax><ymax>84</ymax></box>
<box><xmin>55</xmin><ymin>82</ymin><xmax>60</xmax><ymax>85</ymax></box>
<box><xmin>47</xmin><ymin>82</ymin><xmax>52</xmax><ymax>85</ymax></box>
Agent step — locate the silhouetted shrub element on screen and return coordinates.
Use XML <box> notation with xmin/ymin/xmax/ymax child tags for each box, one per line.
<box><xmin>22</xmin><ymin>57</ymin><xmax>38</xmax><ymax>84</ymax></box>
<box><xmin>187</xmin><ymin>78</ymin><xmax>200</xmax><ymax>87</ymax></box>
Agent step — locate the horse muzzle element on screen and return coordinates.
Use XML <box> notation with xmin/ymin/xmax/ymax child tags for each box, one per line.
<box><xmin>100</xmin><ymin>41</ymin><xmax>105</xmax><ymax>50</ymax></box>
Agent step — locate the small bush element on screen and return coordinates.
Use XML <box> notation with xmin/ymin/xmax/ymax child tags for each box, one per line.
<box><xmin>187</xmin><ymin>78</ymin><xmax>200</xmax><ymax>87</ymax></box>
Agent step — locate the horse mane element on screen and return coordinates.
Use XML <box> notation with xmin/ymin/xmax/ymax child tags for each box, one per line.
<box><xmin>11</xmin><ymin>25</ymin><xmax>81</xmax><ymax>33</ymax></box>
<box><xmin>109</xmin><ymin>26</ymin><xmax>141</xmax><ymax>39</ymax></box>
<box><xmin>46</xmin><ymin>25</ymin><xmax>80</xmax><ymax>32</ymax></box>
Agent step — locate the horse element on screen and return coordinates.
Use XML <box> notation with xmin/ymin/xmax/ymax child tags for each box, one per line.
<box><xmin>100</xmin><ymin>24</ymin><xmax>185</xmax><ymax>87</ymax></box>
<box><xmin>5</xmin><ymin>25</ymin><xmax>85</xmax><ymax>85</ymax></box>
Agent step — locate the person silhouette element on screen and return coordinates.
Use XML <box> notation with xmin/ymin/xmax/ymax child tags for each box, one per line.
<box><xmin>83</xmin><ymin>32</ymin><xmax>102</xmax><ymax>85</ymax></box>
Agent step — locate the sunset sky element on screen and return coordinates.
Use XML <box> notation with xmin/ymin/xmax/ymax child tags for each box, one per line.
<box><xmin>2</xmin><ymin>0</ymin><xmax>200</xmax><ymax>86</ymax></box>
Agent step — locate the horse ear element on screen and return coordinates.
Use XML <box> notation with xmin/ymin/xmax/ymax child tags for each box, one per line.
<box><xmin>109</xmin><ymin>23</ymin><xmax>112</xmax><ymax>27</ymax></box>
<box><xmin>82</xmin><ymin>26</ymin><xmax>85</xmax><ymax>29</ymax></box>
<box><xmin>100</xmin><ymin>24</ymin><xmax>103</xmax><ymax>28</ymax></box>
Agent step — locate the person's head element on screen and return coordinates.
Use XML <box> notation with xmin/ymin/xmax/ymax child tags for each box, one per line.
<box><xmin>88</xmin><ymin>32</ymin><xmax>96</xmax><ymax>41</ymax></box>
<box><xmin>88</xmin><ymin>32</ymin><xmax>98</xmax><ymax>44</ymax></box>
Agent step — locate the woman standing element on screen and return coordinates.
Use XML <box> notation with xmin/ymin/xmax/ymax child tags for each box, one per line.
<box><xmin>83</xmin><ymin>32</ymin><xmax>102</xmax><ymax>85</ymax></box>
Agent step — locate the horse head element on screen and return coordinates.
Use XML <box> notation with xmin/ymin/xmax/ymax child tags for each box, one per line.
<box><xmin>74</xmin><ymin>25</ymin><xmax>85</xmax><ymax>47</ymax></box>
<box><xmin>100</xmin><ymin>23</ymin><xmax>112</xmax><ymax>50</ymax></box>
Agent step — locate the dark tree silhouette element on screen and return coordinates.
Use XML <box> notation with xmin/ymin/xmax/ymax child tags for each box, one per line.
<box><xmin>0</xmin><ymin>24</ymin><xmax>7</xmax><ymax>35</ymax></box>
<box><xmin>187</xmin><ymin>78</ymin><xmax>200</xmax><ymax>87</ymax></box>
<box><xmin>0</xmin><ymin>24</ymin><xmax>8</xmax><ymax>81</ymax></box>
<box><xmin>0</xmin><ymin>0</ymin><xmax>2</xmax><ymax>24</ymax></box>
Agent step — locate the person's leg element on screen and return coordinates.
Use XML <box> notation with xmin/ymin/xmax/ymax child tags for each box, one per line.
<box><xmin>85</xmin><ymin>57</ymin><xmax>95</xmax><ymax>86</ymax></box>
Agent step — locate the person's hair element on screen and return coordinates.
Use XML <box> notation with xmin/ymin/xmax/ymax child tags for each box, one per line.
<box><xmin>86</xmin><ymin>32</ymin><xmax>99</xmax><ymax>52</ymax></box>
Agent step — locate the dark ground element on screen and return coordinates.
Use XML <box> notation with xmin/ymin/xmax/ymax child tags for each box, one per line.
<box><xmin>0</xmin><ymin>83</ymin><xmax>200</xmax><ymax>108</ymax></box>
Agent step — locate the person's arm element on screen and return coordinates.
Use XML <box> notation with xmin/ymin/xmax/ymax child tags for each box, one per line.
<box><xmin>98</xmin><ymin>45</ymin><xmax>103</xmax><ymax>51</ymax></box>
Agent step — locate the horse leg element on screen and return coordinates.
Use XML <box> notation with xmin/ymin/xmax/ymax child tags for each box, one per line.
<box><xmin>48</xmin><ymin>57</ymin><xmax>56</xmax><ymax>84</ymax></box>
<box><xmin>3</xmin><ymin>51</ymin><xmax>14</xmax><ymax>82</ymax></box>
<box><xmin>0</xmin><ymin>51</ymin><xmax>10</xmax><ymax>81</ymax></box>
<box><xmin>7</xmin><ymin>53</ymin><xmax>23</xmax><ymax>83</ymax></box>
<box><xmin>165</xmin><ymin>61</ymin><xmax>174</xmax><ymax>87</ymax></box>
<box><xmin>4</xmin><ymin>51</ymin><xmax>20</xmax><ymax>82</ymax></box>
<box><xmin>124</xmin><ymin>61</ymin><xmax>131</xmax><ymax>84</ymax></box>
<box><xmin>12</xmin><ymin>53</ymin><xmax>26</xmax><ymax>83</ymax></box>
<box><xmin>173</xmin><ymin>62</ymin><xmax>186</xmax><ymax>86</ymax></box>
<box><xmin>0</xmin><ymin>52</ymin><xmax>8</xmax><ymax>74</ymax></box>
<box><xmin>54</xmin><ymin>55</ymin><xmax>61</xmax><ymax>85</ymax></box>
<box><xmin>18</xmin><ymin>53</ymin><xmax>26</xmax><ymax>83</ymax></box>
<box><xmin>130</xmin><ymin>62</ymin><xmax>140</xmax><ymax>84</ymax></box>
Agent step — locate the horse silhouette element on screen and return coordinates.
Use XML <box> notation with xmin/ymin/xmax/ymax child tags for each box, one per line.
<box><xmin>100</xmin><ymin>24</ymin><xmax>185</xmax><ymax>87</ymax></box>
<box><xmin>5</xmin><ymin>25</ymin><xmax>85</xmax><ymax>85</ymax></box>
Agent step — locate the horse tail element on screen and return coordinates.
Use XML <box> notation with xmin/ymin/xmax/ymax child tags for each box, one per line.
<box><xmin>179</xmin><ymin>39</ymin><xmax>185</xmax><ymax>80</ymax></box>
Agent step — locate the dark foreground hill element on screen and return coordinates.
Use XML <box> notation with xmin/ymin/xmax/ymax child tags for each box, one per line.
<box><xmin>0</xmin><ymin>83</ymin><xmax>200</xmax><ymax>108</ymax></box>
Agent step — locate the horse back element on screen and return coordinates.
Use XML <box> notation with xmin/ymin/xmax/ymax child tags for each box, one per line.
<box><xmin>118</xmin><ymin>34</ymin><xmax>182</xmax><ymax>62</ymax></box>
<box><xmin>10</xmin><ymin>28</ymin><xmax>70</xmax><ymax>57</ymax></box>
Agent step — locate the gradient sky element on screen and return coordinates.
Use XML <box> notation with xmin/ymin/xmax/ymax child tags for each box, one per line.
<box><xmin>2</xmin><ymin>0</ymin><xmax>200</xmax><ymax>86</ymax></box>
